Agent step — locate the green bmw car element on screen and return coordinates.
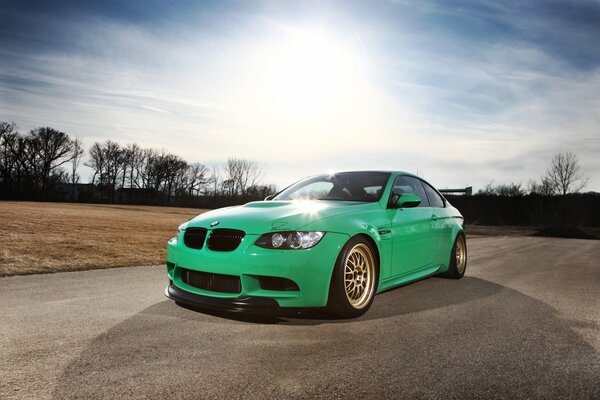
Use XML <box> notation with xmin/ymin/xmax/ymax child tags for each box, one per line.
<box><xmin>165</xmin><ymin>171</ymin><xmax>467</xmax><ymax>317</ymax></box>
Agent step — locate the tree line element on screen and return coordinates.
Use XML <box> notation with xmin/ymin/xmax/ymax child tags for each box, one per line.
<box><xmin>475</xmin><ymin>151</ymin><xmax>590</xmax><ymax>197</ymax></box>
<box><xmin>0</xmin><ymin>121</ymin><xmax>275</xmax><ymax>205</ymax></box>
<box><xmin>1</xmin><ymin>120</ymin><xmax>593</xmax><ymax>208</ymax></box>
<box><xmin>448</xmin><ymin>151</ymin><xmax>596</xmax><ymax>227</ymax></box>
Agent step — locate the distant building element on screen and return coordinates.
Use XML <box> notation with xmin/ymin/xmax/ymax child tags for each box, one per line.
<box><xmin>115</xmin><ymin>187</ymin><xmax>162</xmax><ymax>204</ymax></box>
<box><xmin>53</xmin><ymin>183</ymin><xmax>99</xmax><ymax>202</ymax></box>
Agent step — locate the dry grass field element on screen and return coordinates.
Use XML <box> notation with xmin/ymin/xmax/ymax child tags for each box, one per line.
<box><xmin>0</xmin><ymin>201</ymin><xmax>203</xmax><ymax>276</ymax></box>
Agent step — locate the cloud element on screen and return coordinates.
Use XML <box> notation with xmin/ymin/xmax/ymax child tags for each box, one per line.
<box><xmin>0</xmin><ymin>0</ymin><xmax>599</xmax><ymax>191</ymax></box>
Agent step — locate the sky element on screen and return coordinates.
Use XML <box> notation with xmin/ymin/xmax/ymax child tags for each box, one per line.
<box><xmin>1</xmin><ymin>0</ymin><xmax>599</xmax><ymax>191</ymax></box>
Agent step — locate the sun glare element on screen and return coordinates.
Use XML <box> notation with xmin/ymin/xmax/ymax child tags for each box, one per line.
<box><xmin>252</xmin><ymin>28</ymin><xmax>365</xmax><ymax>114</ymax></box>
<box><xmin>292</xmin><ymin>199</ymin><xmax>329</xmax><ymax>215</ymax></box>
<box><xmin>228</xmin><ymin>25</ymin><xmax>396</xmax><ymax>156</ymax></box>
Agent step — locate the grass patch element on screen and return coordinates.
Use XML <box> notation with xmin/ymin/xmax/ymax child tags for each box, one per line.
<box><xmin>0</xmin><ymin>201</ymin><xmax>203</xmax><ymax>276</ymax></box>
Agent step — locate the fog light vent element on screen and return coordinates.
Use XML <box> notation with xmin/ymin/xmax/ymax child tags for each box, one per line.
<box><xmin>258</xmin><ymin>276</ymin><xmax>299</xmax><ymax>292</ymax></box>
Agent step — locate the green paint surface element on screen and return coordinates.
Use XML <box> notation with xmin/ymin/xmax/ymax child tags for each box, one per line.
<box><xmin>166</xmin><ymin>171</ymin><xmax>464</xmax><ymax>308</ymax></box>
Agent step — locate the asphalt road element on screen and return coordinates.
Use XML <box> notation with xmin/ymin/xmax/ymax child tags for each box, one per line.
<box><xmin>1</xmin><ymin>236</ymin><xmax>599</xmax><ymax>399</ymax></box>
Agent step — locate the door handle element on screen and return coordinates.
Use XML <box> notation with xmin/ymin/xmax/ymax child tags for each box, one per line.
<box><xmin>431</xmin><ymin>214</ymin><xmax>441</xmax><ymax>220</ymax></box>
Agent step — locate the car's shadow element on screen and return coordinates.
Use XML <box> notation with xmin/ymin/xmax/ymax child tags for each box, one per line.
<box><xmin>51</xmin><ymin>275</ymin><xmax>600</xmax><ymax>399</ymax></box>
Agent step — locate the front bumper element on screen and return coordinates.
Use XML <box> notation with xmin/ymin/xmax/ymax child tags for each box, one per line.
<box><xmin>165</xmin><ymin>231</ymin><xmax>349</xmax><ymax>308</ymax></box>
<box><xmin>165</xmin><ymin>282</ymin><xmax>280</xmax><ymax>314</ymax></box>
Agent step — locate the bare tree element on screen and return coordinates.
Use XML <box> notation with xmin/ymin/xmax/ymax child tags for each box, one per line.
<box><xmin>0</xmin><ymin>122</ymin><xmax>18</xmax><ymax>188</ymax></box>
<box><xmin>245</xmin><ymin>184</ymin><xmax>277</xmax><ymax>199</ymax></box>
<box><xmin>70</xmin><ymin>137</ymin><xmax>84</xmax><ymax>200</ymax></box>
<box><xmin>86</xmin><ymin>142</ymin><xmax>105</xmax><ymax>185</ymax></box>
<box><xmin>120</xmin><ymin>145</ymin><xmax>133</xmax><ymax>193</ymax></box>
<box><xmin>28</xmin><ymin>127</ymin><xmax>75</xmax><ymax>198</ymax></box>
<box><xmin>544</xmin><ymin>151</ymin><xmax>589</xmax><ymax>195</ymax></box>
<box><xmin>476</xmin><ymin>181</ymin><xmax>496</xmax><ymax>196</ymax></box>
<box><xmin>495</xmin><ymin>183</ymin><xmax>525</xmax><ymax>197</ymax></box>
<box><xmin>222</xmin><ymin>179</ymin><xmax>235</xmax><ymax>197</ymax></box>
<box><xmin>136</xmin><ymin>149</ymin><xmax>189</xmax><ymax>203</ymax></box>
<box><xmin>185</xmin><ymin>163</ymin><xmax>210</xmax><ymax>196</ymax></box>
<box><xmin>85</xmin><ymin>140</ymin><xmax>125</xmax><ymax>201</ymax></box>
<box><xmin>205</xmin><ymin>165</ymin><xmax>220</xmax><ymax>197</ymax></box>
<box><xmin>162</xmin><ymin>153</ymin><xmax>188</xmax><ymax>201</ymax></box>
<box><xmin>136</xmin><ymin>148</ymin><xmax>156</xmax><ymax>189</ymax></box>
<box><xmin>3</xmin><ymin>132</ymin><xmax>34</xmax><ymax>195</ymax></box>
<box><xmin>528</xmin><ymin>177</ymin><xmax>555</xmax><ymax>196</ymax></box>
<box><xmin>223</xmin><ymin>158</ymin><xmax>241</xmax><ymax>195</ymax></box>
<box><xmin>476</xmin><ymin>181</ymin><xmax>524</xmax><ymax>196</ymax></box>
<box><xmin>104</xmin><ymin>141</ymin><xmax>125</xmax><ymax>189</ymax></box>
<box><xmin>144</xmin><ymin>149</ymin><xmax>169</xmax><ymax>191</ymax></box>
<box><xmin>126</xmin><ymin>143</ymin><xmax>144</xmax><ymax>188</ymax></box>
<box><xmin>223</xmin><ymin>158</ymin><xmax>263</xmax><ymax>196</ymax></box>
<box><xmin>239</xmin><ymin>159</ymin><xmax>262</xmax><ymax>195</ymax></box>
<box><xmin>0</xmin><ymin>121</ymin><xmax>15</xmax><ymax>139</ymax></box>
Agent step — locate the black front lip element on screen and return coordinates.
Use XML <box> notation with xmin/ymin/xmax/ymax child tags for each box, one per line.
<box><xmin>165</xmin><ymin>282</ymin><xmax>280</xmax><ymax>314</ymax></box>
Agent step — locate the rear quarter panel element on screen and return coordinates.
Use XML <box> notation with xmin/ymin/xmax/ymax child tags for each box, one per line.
<box><xmin>436</xmin><ymin>202</ymin><xmax>465</xmax><ymax>272</ymax></box>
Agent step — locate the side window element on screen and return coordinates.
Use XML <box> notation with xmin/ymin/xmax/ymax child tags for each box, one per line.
<box><xmin>391</xmin><ymin>176</ymin><xmax>430</xmax><ymax>207</ymax></box>
<box><xmin>421</xmin><ymin>181</ymin><xmax>445</xmax><ymax>208</ymax></box>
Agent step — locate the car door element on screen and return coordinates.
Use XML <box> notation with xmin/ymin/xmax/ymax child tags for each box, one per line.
<box><xmin>387</xmin><ymin>175</ymin><xmax>438</xmax><ymax>276</ymax></box>
<box><xmin>420</xmin><ymin>180</ymin><xmax>451</xmax><ymax>265</ymax></box>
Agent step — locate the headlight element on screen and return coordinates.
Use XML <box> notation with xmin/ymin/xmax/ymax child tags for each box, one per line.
<box><xmin>255</xmin><ymin>231</ymin><xmax>325</xmax><ymax>250</ymax></box>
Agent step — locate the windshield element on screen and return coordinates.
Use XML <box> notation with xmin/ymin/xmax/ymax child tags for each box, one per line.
<box><xmin>273</xmin><ymin>172</ymin><xmax>391</xmax><ymax>202</ymax></box>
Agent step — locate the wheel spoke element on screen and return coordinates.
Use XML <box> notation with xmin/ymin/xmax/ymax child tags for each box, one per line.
<box><xmin>343</xmin><ymin>243</ymin><xmax>376</xmax><ymax>309</ymax></box>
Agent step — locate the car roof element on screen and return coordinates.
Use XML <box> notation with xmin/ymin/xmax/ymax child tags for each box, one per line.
<box><xmin>328</xmin><ymin>170</ymin><xmax>419</xmax><ymax>178</ymax></box>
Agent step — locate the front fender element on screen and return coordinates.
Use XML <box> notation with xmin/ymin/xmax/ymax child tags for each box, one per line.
<box><xmin>298</xmin><ymin>210</ymin><xmax>393</xmax><ymax>281</ymax></box>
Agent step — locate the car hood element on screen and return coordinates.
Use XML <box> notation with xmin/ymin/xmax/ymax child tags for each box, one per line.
<box><xmin>185</xmin><ymin>200</ymin><xmax>377</xmax><ymax>234</ymax></box>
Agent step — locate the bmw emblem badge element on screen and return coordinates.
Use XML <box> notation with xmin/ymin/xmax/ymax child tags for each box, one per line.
<box><xmin>210</xmin><ymin>221</ymin><xmax>220</xmax><ymax>227</ymax></box>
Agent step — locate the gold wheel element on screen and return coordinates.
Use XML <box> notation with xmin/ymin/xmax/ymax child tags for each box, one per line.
<box><xmin>344</xmin><ymin>243</ymin><xmax>376</xmax><ymax>309</ymax></box>
<box><xmin>455</xmin><ymin>235</ymin><xmax>467</xmax><ymax>274</ymax></box>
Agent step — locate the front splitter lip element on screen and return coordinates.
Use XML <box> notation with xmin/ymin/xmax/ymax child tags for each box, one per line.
<box><xmin>165</xmin><ymin>282</ymin><xmax>280</xmax><ymax>314</ymax></box>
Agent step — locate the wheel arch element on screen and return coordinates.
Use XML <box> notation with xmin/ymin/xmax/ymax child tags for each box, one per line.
<box><xmin>454</xmin><ymin>227</ymin><xmax>466</xmax><ymax>248</ymax></box>
<box><xmin>327</xmin><ymin>231</ymin><xmax>382</xmax><ymax>293</ymax></box>
<box><xmin>326</xmin><ymin>232</ymin><xmax>381</xmax><ymax>317</ymax></box>
<box><xmin>436</xmin><ymin>220</ymin><xmax>466</xmax><ymax>274</ymax></box>
<box><xmin>352</xmin><ymin>232</ymin><xmax>381</xmax><ymax>276</ymax></box>
<box><xmin>438</xmin><ymin>226</ymin><xmax>467</xmax><ymax>275</ymax></box>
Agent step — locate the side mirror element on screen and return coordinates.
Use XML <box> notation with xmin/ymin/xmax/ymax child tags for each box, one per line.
<box><xmin>396</xmin><ymin>193</ymin><xmax>422</xmax><ymax>208</ymax></box>
<box><xmin>264</xmin><ymin>195</ymin><xmax>275</xmax><ymax>201</ymax></box>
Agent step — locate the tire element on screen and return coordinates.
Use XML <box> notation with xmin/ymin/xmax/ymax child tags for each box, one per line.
<box><xmin>444</xmin><ymin>233</ymin><xmax>467</xmax><ymax>279</ymax></box>
<box><xmin>327</xmin><ymin>236</ymin><xmax>379</xmax><ymax>318</ymax></box>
